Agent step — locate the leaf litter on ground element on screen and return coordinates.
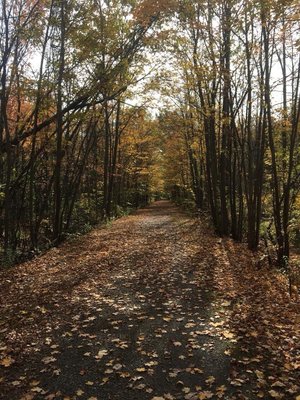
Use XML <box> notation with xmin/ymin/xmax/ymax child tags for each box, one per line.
<box><xmin>0</xmin><ymin>201</ymin><xmax>299</xmax><ymax>399</ymax></box>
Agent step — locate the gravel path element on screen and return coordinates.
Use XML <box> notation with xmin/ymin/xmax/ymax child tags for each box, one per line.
<box><xmin>0</xmin><ymin>201</ymin><xmax>299</xmax><ymax>400</ymax></box>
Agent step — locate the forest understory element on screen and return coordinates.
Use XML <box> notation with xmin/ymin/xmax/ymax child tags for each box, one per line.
<box><xmin>0</xmin><ymin>201</ymin><xmax>299</xmax><ymax>400</ymax></box>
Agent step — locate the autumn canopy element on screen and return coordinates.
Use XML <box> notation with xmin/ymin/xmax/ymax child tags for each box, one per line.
<box><xmin>0</xmin><ymin>0</ymin><xmax>300</xmax><ymax>268</ymax></box>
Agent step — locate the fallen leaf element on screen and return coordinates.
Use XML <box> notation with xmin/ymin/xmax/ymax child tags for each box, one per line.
<box><xmin>205</xmin><ymin>376</ymin><xmax>215</xmax><ymax>386</ymax></box>
<box><xmin>198</xmin><ymin>391</ymin><xmax>214</xmax><ymax>400</ymax></box>
<box><xmin>30</xmin><ymin>380</ymin><xmax>40</xmax><ymax>387</ymax></box>
<box><xmin>255</xmin><ymin>370</ymin><xmax>264</xmax><ymax>379</ymax></box>
<box><xmin>0</xmin><ymin>356</ymin><xmax>14</xmax><ymax>367</ymax></box>
<box><xmin>268</xmin><ymin>390</ymin><xmax>284</xmax><ymax>399</ymax></box>
<box><xmin>41</xmin><ymin>356</ymin><xmax>56</xmax><ymax>364</ymax></box>
<box><xmin>100</xmin><ymin>377</ymin><xmax>109</xmax><ymax>385</ymax></box>
<box><xmin>271</xmin><ymin>381</ymin><xmax>285</xmax><ymax>388</ymax></box>
<box><xmin>135</xmin><ymin>384</ymin><xmax>146</xmax><ymax>390</ymax></box>
<box><xmin>222</xmin><ymin>331</ymin><xmax>234</xmax><ymax>339</ymax></box>
<box><xmin>221</xmin><ymin>300</ymin><xmax>231</xmax><ymax>307</ymax></box>
<box><xmin>164</xmin><ymin>394</ymin><xmax>174</xmax><ymax>400</ymax></box>
<box><xmin>31</xmin><ymin>387</ymin><xmax>45</xmax><ymax>393</ymax></box>
<box><xmin>95</xmin><ymin>350</ymin><xmax>108</xmax><ymax>359</ymax></box>
<box><xmin>136</xmin><ymin>367</ymin><xmax>146</xmax><ymax>372</ymax></box>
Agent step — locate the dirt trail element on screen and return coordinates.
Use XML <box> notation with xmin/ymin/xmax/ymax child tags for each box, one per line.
<box><xmin>0</xmin><ymin>201</ymin><xmax>299</xmax><ymax>400</ymax></box>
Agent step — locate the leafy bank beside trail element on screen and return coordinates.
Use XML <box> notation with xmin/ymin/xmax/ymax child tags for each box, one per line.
<box><xmin>0</xmin><ymin>201</ymin><xmax>299</xmax><ymax>400</ymax></box>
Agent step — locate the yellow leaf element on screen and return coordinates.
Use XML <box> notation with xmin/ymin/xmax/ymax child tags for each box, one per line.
<box><xmin>120</xmin><ymin>372</ymin><xmax>130</xmax><ymax>378</ymax></box>
<box><xmin>205</xmin><ymin>376</ymin><xmax>215</xmax><ymax>385</ymax></box>
<box><xmin>194</xmin><ymin>368</ymin><xmax>204</xmax><ymax>374</ymax></box>
<box><xmin>222</xmin><ymin>331</ymin><xmax>234</xmax><ymax>339</ymax></box>
<box><xmin>31</xmin><ymin>387</ymin><xmax>44</xmax><ymax>393</ymax></box>
<box><xmin>0</xmin><ymin>356</ymin><xmax>14</xmax><ymax>367</ymax></box>
<box><xmin>255</xmin><ymin>370</ymin><xmax>264</xmax><ymax>379</ymax></box>
<box><xmin>216</xmin><ymin>385</ymin><xmax>227</xmax><ymax>393</ymax></box>
<box><xmin>41</xmin><ymin>356</ymin><xmax>56</xmax><ymax>364</ymax></box>
<box><xmin>268</xmin><ymin>390</ymin><xmax>284</xmax><ymax>399</ymax></box>
<box><xmin>198</xmin><ymin>391</ymin><xmax>214</xmax><ymax>399</ymax></box>
<box><xmin>30</xmin><ymin>380</ymin><xmax>40</xmax><ymax>386</ymax></box>
<box><xmin>95</xmin><ymin>349</ymin><xmax>108</xmax><ymax>359</ymax></box>
<box><xmin>271</xmin><ymin>381</ymin><xmax>285</xmax><ymax>388</ymax></box>
<box><xmin>164</xmin><ymin>394</ymin><xmax>174</xmax><ymax>400</ymax></box>
<box><xmin>221</xmin><ymin>300</ymin><xmax>231</xmax><ymax>307</ymax></box>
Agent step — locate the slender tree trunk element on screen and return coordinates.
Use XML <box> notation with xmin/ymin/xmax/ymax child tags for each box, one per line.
<box><xmin>1</xmin><ymin>0</ymin><xmax>12</xmax><ymax>254</ymax></box>
<box><xmin>262</xmin><ymin>10</ymin><xmax>284</xmax><ymax>264</ymax></box>
<box><xmin>106</xmin><ymin>99</ymin><xmax>121</xmax><ymax>217</ymax></box>
<box><xmin>29</xmin><ymin>1</ymin><xmax>53</xmax><ymax>248</ymax></box>
<box><xmin>53</xmin><ymin>0</ymin><xmax>66</xmax><ymax>242</ymax></box>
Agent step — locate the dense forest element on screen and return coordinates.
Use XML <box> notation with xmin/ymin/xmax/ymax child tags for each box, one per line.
<box><xmin>1</xmin><ymin>0</ymin><xmax>300</xmax><ymax>268</ymax></box>
<box><xmin>1</xmin><ymin>2</ymin><xmax>300</xmax><ymax>399</ymax></box>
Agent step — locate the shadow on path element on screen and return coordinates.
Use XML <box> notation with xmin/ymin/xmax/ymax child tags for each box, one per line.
<box><xmin>0</xmin><ymin>201</ymin><xmax>288</xmax><ymax>399</ymax></box>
